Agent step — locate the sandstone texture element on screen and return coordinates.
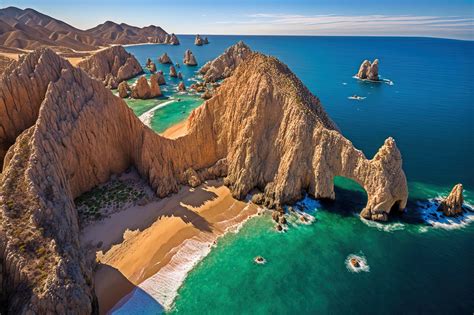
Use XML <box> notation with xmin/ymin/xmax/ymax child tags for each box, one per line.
<box><xmin>438</xmin><ymin>184</ymin><xmax>464</xmax><ymax>216</ymax></box>
<box><xmin>118</xmin><ymin>81</ymin><xmax>130</xmax><ymax>98</ymax></box>
<box><xmin>0</xmin><ymin>45</ymin><xmax>408</xmax><ymax>313</ymax></box>
<box><xmin>131</xmin><ymin>75</ymin><xmax>161</xmax><ymax>99</ymax></box>
<box><xmin>159</xmin><ymin>53</ymin><xmax>172</xmax><ymax>64</ymax></box>
<box><xmin>200</xmin><ymin>41</ymin><xmax>252</xmax><ymax>82</ymax></box>
<box><xmin>183</xmin><ymin>50</ymin><xmax>197</xmax><ymax>66</ymax></box>
<box><xmin>356</xmin><ymin>59</ymin><xmax>379</xmax><ymax>81</ymax></box>
<box><xmin>77</xmin><ymin>45</ymin><xmax>143</xmax><ymax>88</ymax></box>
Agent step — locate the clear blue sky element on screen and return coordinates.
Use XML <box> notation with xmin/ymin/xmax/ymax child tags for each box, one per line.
<box><xmin>3</xmin><ymin>0</ymin><xmax>474</xmax><ymax>39</ymax></box>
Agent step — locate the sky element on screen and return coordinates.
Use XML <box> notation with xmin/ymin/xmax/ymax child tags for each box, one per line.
<box><xmin>2</xmin><ymin>0</ymin><xmax>474</xmax><ymax>40</ymax></box>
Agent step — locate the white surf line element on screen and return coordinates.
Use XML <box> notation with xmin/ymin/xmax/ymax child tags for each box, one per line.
<box><xmin>139</xmin><ymin>100</ymin><xmax>175</xmax><ymax>127</ymax></box>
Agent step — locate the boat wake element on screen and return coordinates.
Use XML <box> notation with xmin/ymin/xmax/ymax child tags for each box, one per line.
<box><xmin>348</xmin><ymin>95</ymin><xmax>366</xmax><ymax>100</ymax></box>
<box><xmin>345</xmin><ymin>253</ymin><xmax>370</xmax><ymax>273</ymax></box>
<box><xmin>416</xmin><ymin>198</ymin><xmax>474</xmax><ymax>230</ymax></box>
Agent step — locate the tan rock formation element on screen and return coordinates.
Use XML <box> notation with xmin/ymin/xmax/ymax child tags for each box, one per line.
<box><xmin>149</xmin><ymin>62</ymin><xmax>157</xmax><ymax>73</ymax></box>
<box><xmin>356</xmin><ymin>59</ymin><xmax>379</xmax><ymax>81</ymax></box>
<box><xmin>200</xmin><ymin>41</ymin><xmax>252</xmax><ymax>82</ymax></box>
<box><xmin>195</xmin><ymin>34</ymin><xmax>203</xmax><ymax>46</ymax></box>
<box><xmin>149</xmin><ymin>74</ymin><xmax>162</xmax><ymax>97</ymax></box>
<box><xmin>0</xmin><ymin>46</ymin><xmax>407</xmax><ymax>313</ymax></box>
<box><xmin>201</xmin><ymin>89</ymin><xmax>213</xmax><ymax>99</ymax></box>
<box><xmin>438</xmin><ymin>184</ymin><xmax>464</xmax><ymax>216</ymax></box>
<box><xmin>130</xmin><ymin>75</ymin><xmax>160</xmax><ymax>99</ymax></box>
<box><xmin>156</xmin><ymin>72</ymin><xmax>166</xmax><ymax>85</ymax></box>
<box><xmin>183</xmin><ymin>49</ymin><xmax>197</xmax><ymax>66</ymax></box>
<box><xmin>164</xmin><ymin>33</ymin><xmax>180</xmax><ymax>45</ymax></box>
<box><xmin>178</xmin><ymin>81</ymin><xmax>186</xmax><ymax>91</ymax></box>
<box><xmin>170</xmin><ymin>65</ymin><xmax>177</xmax><ymax>78</ymax></box>
<box><xmin>158</xmin><ymin>53</ymin><xmax>172</xmax><ymax>64</ymax></box>
<box><xmin>146</xmin><ymin>58</ymin><xmax>152</xmax><ymax>67</ymax></box>
<box><xmin>118</xmin><ymin>81</ymin><xmax>130</xmax><ymax>98</ymax></box>
<box><xmin>77</xmin><ymin>45</ymin><xmax>143</xmax><ymax>88</ymax></box>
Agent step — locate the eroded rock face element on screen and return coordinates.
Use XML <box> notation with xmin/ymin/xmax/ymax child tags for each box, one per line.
<box><xmin>164</xmin><ymin>33</ymin><xmax>180</xmax><ymax>45</ymax></box>
<box><xmin>183</xmin><ymin>49</ymin><xmax>197</xmax><ymax>66</ymax></box>
<box><xmin>118</xmin><ymin>81</ymin><xmax>130</xmax><ymax>98</ymax></box>
<box><xmin>156</xmin><ymin>72</ymin><xmax>166</xmax><ymax>85</ymax></box>
<box><xmin>178</xmin><ymin>81</ymin><xmax>186</xmax><ymax>91</ymax></box>
<box><xmin>195</xmin><ymin>35</ymin><xmax>203</xmax><ymax>46</ymax></box>
<box><xmin>0</xmin><ymin>46</ymin><xmax>408</xmax><ymax>313</ymax></box>
<box><xmin>159</xmin><ymin>53</ymin><xmax>172</xmax><ymax>64</ymax></box>
<box><xmin>356</xmin><ymin>59</ymin><xmax>379</xmax><ymax>81</ymax></box>
<box><xmin>131</xmin><ymin>75</ymin><xmax>161</xmax><ymax>99</ymax></box>
<box><xmin>200</xmin><ymin>41</ymin><xmax>252</xmax><ymax>82</ymax></box>
<box><xmin>77</xmin><ymin>45</ymin><xmax>143</xmax><ymax>88</ymax></box>
<box><xmin>438</xmin><ymin>184</ymin><xmax>464</xmax><ymax>216</ymax></box>
<box><xmin>149</xmin><ymin>62</ymin><xmax>157</xmax><ymax>73</ymax></box>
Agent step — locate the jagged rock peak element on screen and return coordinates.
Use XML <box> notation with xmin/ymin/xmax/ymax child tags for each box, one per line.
<box><xmin>77</xmin><ymin>45</ymin><xmax>143</xmax><ymax>88</ymax></box>
<box><xmin>199</xmin><ymin>40</ymin><xmax>252</xmax><ymax>82</ymax></box>
<box><xmin>169</xmin><ymin>65</ymin><xmax>177</xmax><ymax>77</ymax></box>
<box><xmin>131</xmin><ymin>75</ymin><xmax>161</xmax><ymax>99</ymax></box>
<box><xmin>118</xmin><ymin>81</ymin><xmax>130</xmax><ymax>98</ymax></box>
<box><xmin>158</xmin><ymin>52</ymin><xmax>172</xmax><ymax>64</ymax></box>
<box><xmin>356</xmin><ymin>59</ymin><xmax>379</xmax><ymax>81</ymax></box>
<box><xmin>183</xmin><ymin>49</ymin><xmax>197</xmax><ymax>66</ymax></box>
<box><xmin>438</xmin><ymin>184</ymin><xmax>464</xmax><ymax>216</ymax></box>
<box><xmin>164</xmin><ymin>33</ymin><xmax>180</xmax><ymax>45</ymax></box>
<box><xmin>195</xmin><ymin>34</ymin><xmax>203</xmax><ymax>46</ymax></box>
<box><xmin>178</xmin><ymin>81</ymin><xmax>186</xmax><ymax>91</ymax></box>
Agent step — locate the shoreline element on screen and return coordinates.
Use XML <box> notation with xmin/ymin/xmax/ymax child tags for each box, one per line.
<box><xmin>80</xmin><ymin>179</ymin><xmax>259</xmax><ymax>313</ymax></box>
<box><xmin>160</xmin><ymin>120</ymin><xmax>189</xmax><ymax>139</ymax></box>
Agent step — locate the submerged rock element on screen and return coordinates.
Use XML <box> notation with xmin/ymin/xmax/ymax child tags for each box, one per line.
<box><xmin>183</xmin><ymin>49</ymin><xmax>197</xmax><ymax>66</ymax></box>
<box><xmin>201</xmin><ymin>89</ymin><xmax>213</xmax><ymax>100</ymax></box>
<box><xmin>199</xmin><ymin>41</ymin><xmax>252</xmax><ymax>82</ymax></box>
<box><xmin>356</xmin><ymin>59</ymin><xmax>379</xmax><ymax>81</ymax></box>
<box><xmin>438</xmin><ymin>184</ymin><xmax>464</xmax><ymax>216</ymax></box>
<box><xmin>118</xmin><ymin>81</ymin><xmax>130</xmax><ymax>98</ymax></box>
<box><xmin>159</xmin><ymin>53</ymin><xmax>172</xmax><ymax>64</ymax></box>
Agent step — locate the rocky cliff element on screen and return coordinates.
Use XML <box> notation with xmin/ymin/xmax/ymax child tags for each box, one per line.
<box><xmin>77</xmin><ymin>45</ymin><xmax>143</xmax><ymax>88</ymax></box>
<box><xmin>158</xmin><ymin>53</ymin><xmax>172</xmax><ymax>64</ymax></box>
<box><xmin>356</xmin><ymin>59</ymin><xmax>379</xmax><ymax>81</ymax></box>
<box><xmin>0</xmin><ymin>45</ymin><xmax>408</xmax><ymax>313</ymax></box>
<box><xmin>164</xmin><ymin>33</ymin><xmax>180</xmax><ymax>45</ymax></box>
<box><xmin>438</xmin><ymin>184</ymin><xmax>464</xmax><ymax>216</ymax></box>
<box><xmin>200</xmin><ymin>41</ymin><xmax>252</xmax><ymax>82</ymax></box>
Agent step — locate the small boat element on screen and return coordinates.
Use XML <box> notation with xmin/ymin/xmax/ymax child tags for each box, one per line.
<box><xmin>348</xmin><ymin>95</ymin><xmax>366</xmax><ymax>100</ymax></box>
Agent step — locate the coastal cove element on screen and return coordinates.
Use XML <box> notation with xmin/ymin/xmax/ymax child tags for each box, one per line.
<box><xmin>107</xmin><ymin>35</ymin><xmax>474</xmax><ymax>314</ymax></box>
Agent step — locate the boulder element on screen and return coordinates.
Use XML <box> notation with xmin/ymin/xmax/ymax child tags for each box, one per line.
<box><xmin>201</xmin><ymin>89</ymin><xmax>213</xmax><ymax>100</ymax></box>
<box><xmin>149</xmin><ymin>74</ymin><xmax>162</xmax><ymax>97</ymax></box>
<box><xmin>131</xmin><ymin>75</ymin><xmax>159</xmax><ymax>99</ymax></box>
<box><xmin>178</xmin><ymin>81</ymin><xmax>186</xmax><ymax>91</ymax></box>
<box><xmin>183</xmin><ymin>49</ymin><xmax>197</xmax><ymax>66</ymax></box>
<box><xmin>438</xmin><ymin>184</ymin><xmax>464</xmax><ymax>216</ymax></box>
<box><xmin>149</xmin><ymin>62</ymin><xmax>157</xmax><ymax>73</ymax></box>
<box><xmin>356</xmin><ymin>59</ymin><xmax>379</xmax><ymax>81</ymax></box>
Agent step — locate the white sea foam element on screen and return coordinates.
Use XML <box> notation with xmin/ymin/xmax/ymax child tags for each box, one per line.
<box><xmin>138</xmin><ymin>100</ymin><xmax>175</xmax><ymax>127</ymax></box>
<box><xmin>345</xmin><ymin>253</ymin><xmax>370</xmax><ymax>273</ymax></box>
<box><xmin>112</xmin><ymin>204</ymin><xmax>259</xmax><ymax>313</ymax></box>
<box><xmin>348</xmin><ymin>96</ymin><xmax>366</xmax><ymax>100</ymax></box>
<box><xmin>359</xmin><ymin>215</ymin><xmax>405</xmax><ymax>232</ymax></box>
<box><xmin>417</xmin><ymin>198</ymin><xmax>474</xmax><ymax>230</ymax></box>
<box><xmin>342</xmin><ymin>82</ymin><xmax>348</xmax><ymax>85</ymax></box>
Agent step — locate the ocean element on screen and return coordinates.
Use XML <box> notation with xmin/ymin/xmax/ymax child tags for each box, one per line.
<box><xmin>121</xmin><ymin>35</ymin><xmax>474</xmax><ymax>314</ymax></box>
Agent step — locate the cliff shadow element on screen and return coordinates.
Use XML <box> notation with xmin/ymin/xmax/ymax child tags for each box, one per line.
<box><xmin>95</xmin><ymin>264</ymin><xmax>164</xmax><ymax>315</ymax></box>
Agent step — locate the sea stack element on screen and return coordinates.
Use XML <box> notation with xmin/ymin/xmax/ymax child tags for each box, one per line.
<box><xmin>203</xmin><ymin>37</ymin><xmax>209</xmax><ymax>44</ymax></box>
<box><xmin>178</xmin><ymin>72</ymin><xmax>183</xmax><ymax>80</ymax></box>
<box><xmin>200</xmin><ymin>41</ymin><xmax>252</xmax><ymax>82</ymax></box>
<box><xmin>117</xmin><ymin>81</ymin><xmax>130</xmax><ymax>98</ymax></box>
<box><xmin>156</xmin><ymin>72</ymin><xmax>166</xmax><ymax>85</ymax></box>
<box><xmin>437</xmin><ymin>184</ymin><xmax>464</xmax><ymax>216</ymax></box>
<box><xmin>195</xmin><ymin>34</ymin><xmax>204</xmax><ymax>46</ymax></box>
<box><xmin>170</xmin><ymin>65</ymin><xmax>177</xmax><ymax>77</ymax></box>
<box><xmin>159</xmin><ymin>53</ymin><xmax>172</xmax><ymax>64</ymax></box>
<box><xmin>183</xmin><ymin>49</ymin><xmax>197</xmax><ymax>66</ymax></box>
<box><xmin>131</xmin><ymin>75</ymin><xmax>160</xmax><ymax>99</ymax></box>
<box><xmin>178</xmin><ymin>81</ymin><xmax>186</xmax><ymax>91</ymax></box>
<box><xmin>164</xmin><ymin>33</ymin><xmax>180</xmax><ymax>45</ymax></box>
<box><xmin>149</xmin><ymin>62</ymin><xmax>157</xmax><ymax>73</ymax></box>
<box><xmin>77</xmin><ymin>45</ymin><xmax>143</xmax><ymax>89</ymax></box>
<box><xmin>356</xmin><ymin>59</ymin><xmax>379</xmax><ymax>81</ymax></box>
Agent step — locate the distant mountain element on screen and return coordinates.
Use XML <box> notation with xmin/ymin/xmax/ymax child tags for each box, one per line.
<box><xmin>0</xmin><ymin>6</ymin><xmax>177</xmax><ymax>53</ymax></box>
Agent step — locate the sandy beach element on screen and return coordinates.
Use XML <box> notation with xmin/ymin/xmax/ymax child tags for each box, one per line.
<box><xmin>160</xmin><ymin>120</ymin><xmax>189</xmax><ymax>139</ymax></box>
<box><xmin>80</xmin><ymin>179</ymin><xmax>259</xmax><ymax>313</ymax></box>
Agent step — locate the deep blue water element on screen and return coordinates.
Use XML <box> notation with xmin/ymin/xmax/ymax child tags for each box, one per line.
<box><xmin>121</xmin><ymin>36</ymin><xmax>474</xmax><ymax>314</ymax></box>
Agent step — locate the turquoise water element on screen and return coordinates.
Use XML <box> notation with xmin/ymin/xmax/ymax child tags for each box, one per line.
<box><xmin>123</xmin><ymin>36</ymin><xmax>474</xmax><ymax>314</ymax></box>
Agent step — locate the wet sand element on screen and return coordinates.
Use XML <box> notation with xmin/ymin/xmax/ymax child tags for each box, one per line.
<box><xmin>80</xmin><ymin>179</ymin><xmax>258</xmax><ymax>313</ymax></box>
<box><xmin>160</xmin><ymin>120</ymin><xmax>188</xmax><ymax>139</ymax></box>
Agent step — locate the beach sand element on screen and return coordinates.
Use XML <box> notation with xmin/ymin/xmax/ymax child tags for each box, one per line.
<box><xmin>80</xmin><ymin>179</ymin><xmax>259</xmax><ymax>313</ymax></box>
<box><xmin>160</xmin><ymin>120</ymin><xmax>188</xmax><ymax>139</ymax></box>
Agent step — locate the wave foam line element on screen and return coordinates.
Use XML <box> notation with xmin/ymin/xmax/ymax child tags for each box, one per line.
<box><xmin>138</xmin><ymin>99</ymin><xmax>175</xmax><ymax>127</ymax></box>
